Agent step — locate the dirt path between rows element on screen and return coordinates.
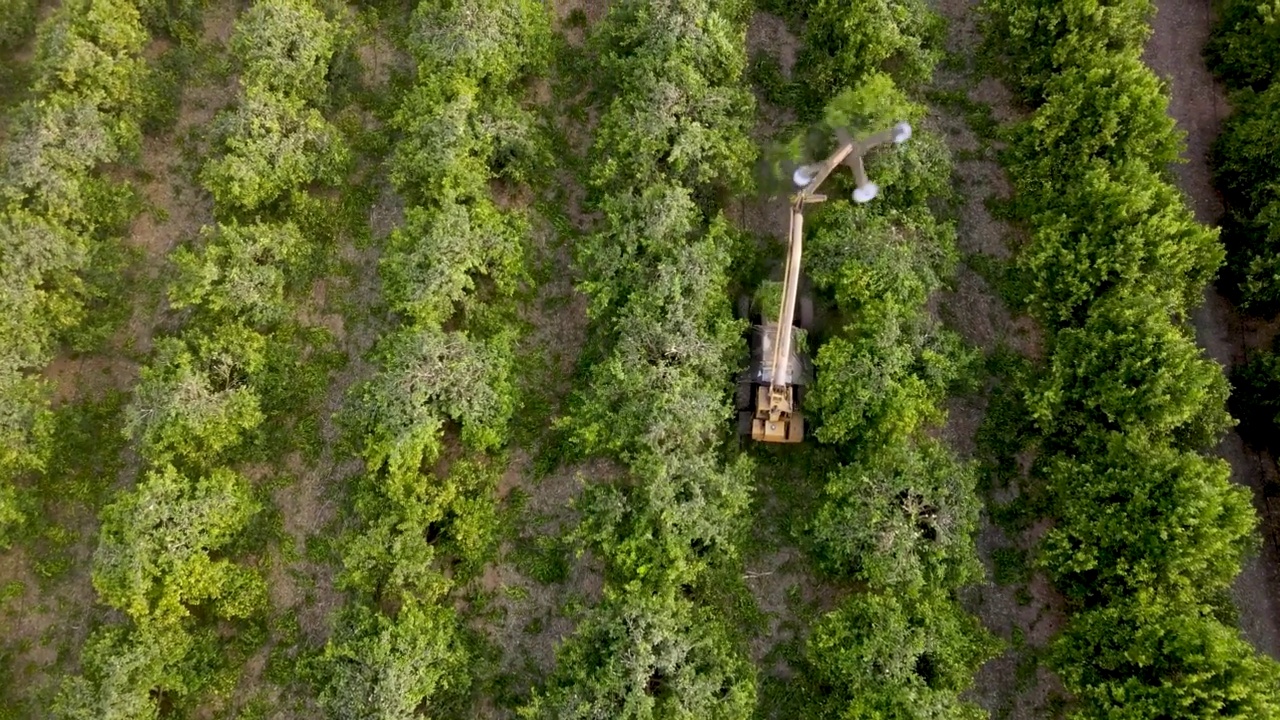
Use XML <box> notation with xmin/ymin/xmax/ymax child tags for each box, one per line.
<box><xmin>1144</xmin><ymin>0</ymin><xmax>1280</xmax><ymax>661</ymax></box>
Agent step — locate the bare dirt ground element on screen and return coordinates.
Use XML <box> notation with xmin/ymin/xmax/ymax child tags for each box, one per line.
<box><xmin>927</xmin><ymin>0</ymin><xmax>1067</xmax><ymax>717</ymax></box>
<box><xmin>1143</xmin><ymin>0</ymin><xmax>1280</xmax><ymax>661</ymax></box>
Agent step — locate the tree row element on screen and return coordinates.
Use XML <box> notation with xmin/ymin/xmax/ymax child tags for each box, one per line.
<box><xmin>0</xmin><ymin>0</ymin><xmax>149</xmax><ymax>545</ymax></box>
<box><xmin>519</xmin><ymin>0</ymin><xmax>763</xmax><ymax>715</ymax></box>
<box><xmin>763</xmin><ymin>0</ymin><xmax>998</xmax><ymax>715</ymax></box>
<box><xmin>1208</xmin><ymin>0</ymin><xmax>1280</xmax><ymax>472</ymax></box>
<box><xmin>59</xmin><ymin>1</ymin><xmax>350</xmax><ymax>716</ymax></box>
<box><xmin>982</xmin><ymin>0</ymin><xmax>1280</xmax><ymax>714</ymax></box>
<box><xmin>310</xmin><ymin>0</ymin><xmax>551</xmax><ymax>716</ymax></box>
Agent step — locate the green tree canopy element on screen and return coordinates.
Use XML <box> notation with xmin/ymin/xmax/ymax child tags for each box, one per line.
<box><xmin>794</xmin><ymin>0</ymin><xmax>942</xmax><ymax>110</ymax></box>
<box><xmin>812</xmin><ymin>436</ymin><xmax>982</xmax><ymax>591</ymax></box>
<box><xmin>1041</xmin><ymin>431</ymin><xmax>1256</xmax><ymax>606</ymax></box>
<box><xmin>980</xmin><ymin>0</ymin><xmax>1152</xmax><ymax>100</ymax></box>
<box><xmin>408</xmin><ymin>0</ymin><xmax>550</xmax><ymax>88</ymax></box>
<box><xmin>123</xmin><ymin>328</ymin><xmax>266</xmax><ymax>466</ymax></box>
<box><xmin>521</xmin><ymin>593</ymin><xmax>757</xmax><ymax>720</ymax></box>
<box><xmin>170</xmin><ymin>220</ymin><xmax>306</xmax><ymax>326</ymax></box>
<box><xmin>804</xmin><ymin>590</ymin><xmax>998</xmax><ymax>720</ymax></box>
<box><xmin>230</xmin><ymin>0</ymin><xmax>338</xmax><ymax>103</ymax></box>
<box><xmin>1030</xmin><ymin>291</ymin><xmax>1233</xmax><ymax>450</ymax></box>
<box><xmin>1013</xmin><ymin>159</ymin><xmax>1222</xmax><ymax>327</ymax></box>
<box><xmin>92</xmin><ymin>464</ymin><xmax>263</xmax><ymax>623</ymax></box>
<box><xmin>1055</xmin><ymin>600</ymin><xmax>1280</xmax><ymax>718</ymax></box>
<box><xmin>1206</xmin><ymin>0</ymin><xmax>1280</xmax><ymax>90</ymax></box>
<box><xmin>359</xmin><ymin>327</ymin><xmax>514</xmax><ymax>480</ymax></box>
<box><xmin>381</xmin><ymin>199</ymin><xmax>525</xmax><ymax>327</ymax></box>
<box><xmin>201</xmin><ymin>88</ymin><xmax>349</xmax><ymax>213</ymax></box>
<box><xmin>319</xmin><ymin>603</ymin><xmax>468</xmax><ymax>720</ymax></box>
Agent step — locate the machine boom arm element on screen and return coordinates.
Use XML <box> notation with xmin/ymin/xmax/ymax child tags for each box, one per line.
<box><xmin>765</xmin><ymin>125</ymin><xmax>908</xmax><ymax>418</ymax></box>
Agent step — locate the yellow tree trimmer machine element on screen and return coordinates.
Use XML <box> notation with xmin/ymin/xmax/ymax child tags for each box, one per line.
<box><xmin>737</xmin><ymin>121</ymin><xmax>912</xmax><ymax>443</ymax></box>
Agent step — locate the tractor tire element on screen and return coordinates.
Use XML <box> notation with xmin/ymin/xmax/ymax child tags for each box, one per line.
<box><xmin>799</xmin><ymin>296</ymin><xmax>814</xmax><ymax>330</ymax></box>
<box><xmin>737</xmin><ymin>410</ymin><xmax>754</xmax><ymax>439</ymax></box>
<box><xmin>735</xmin><ymin>381</ymin><xmax>753</xmax><ymax>410</ymax></box>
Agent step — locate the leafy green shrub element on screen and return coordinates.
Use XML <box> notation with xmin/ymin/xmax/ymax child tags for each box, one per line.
<box><xmin>780</xmin><ymin>11</ymin><xmax>995</xmax><ymax>717</ymax></box>
<box><xmin>811</xmin><ymin>436</ymin><xmax>981</xmax><ymax>591</ymax></box>
<box><xmin>93</xmin><ymin>464</ymin><xmax>264</xmax><ymax>623</ymax></box>
<box><xmin>1054</xmin><ymin>600</ymin><xmax>1280</xmax><ymax>718</ymax></box>
<box><xmin>321</xmin><ymin>0</ymin><xmax>549</xmax><ymax>715</ymax></box>
<box><xmin>0</xmin><ymin>0</ymin><xmax>37</xmax><ymax>50</ymax></box>
<box><xmin>319</xmin><ymin>603</ymin><xmax>468</xmax><ymax>720</ymax></box>
<box><xmin>0</xmin><ymin>0</ymin><xmax>150</xmax><ymax>545</ymax></box>
<box><xmin>586</xmin><ymin>0</ymin><xmax>756</xmax><ymax>195</ymax></box>
<box><xmin>804</xmin><ymin>203</ymin><xmax>963</xmax><ymax>446</ymax></box>
<box><xmin>803</xmin><ymin>590</ymin><xmax>998</xmax><ymax>719</ymax></box>
<box><xmin>408</xmin><ymin>0</ymin><xmax>551</xmax><ymax>87</ymax></box>
<box><xmin>230</xmin><ymin>0</ymin><xmax>338</xmax><ymax>102</ymax></box>
<box><xmin>1010</xmin><ymin>159</ymin><xmax>1221</xmax><ymax>326</ymax></box>
<box><xmin>1212</xmin><ymin>83</ymin><xmax>1280</xmax><ymax>309</ymax></box>
<box><xmin>0</xmin><ymin>212</ymin><xmax>86</xmax><ymax>365</ymax></box>
<box><xmin>1040</xmin><ymin>431</ymin><xmax>1255</xmax><ymax>606</ymax></box>
<box><xmin>123</xmin><ymin>331</ymin><xmax>266</xmax><ymax>467</ymax></box>
<box><xmin>519</xmin><ymin>0</ymin><xmax>759</xmax><ymax>712</ymax></box>
<box><xmin>170</xmin><ymin>221</ymin><xmax>307</xmax><ymax>325</ymax></box>
<box><xmin>31</xmin><ymin>0</ymin><xmax>149</xmax><ymax>115</ymax></box>
<box><xmin>381</xmin><ymin>200</ymin><xmax>526</xmax><ymax>327</ymax></box>
<box><xmin>200</xmin><ymin>90</ymin><xmax>349</xmax><ymax>214</ymax></box>
<box><xmin>1008</xmin><ymin>54</ymin><xmax>1182</xmax><ymax>184</ymax></box>
<box><xmin>793</xmin><ymin>0</ymin><xmax>943</xmax><ymax>111</ymax></box>
<box><xmin>522</xmin><ymin>594</ymin><xmax>757</xmax><ymax>720</ymax></box>
<box><xmin>1028</xmin><ymin>291</ymin><xmax>1232</xmax><ymax>449</ymax></box>
<box><xmin>980</xmin><ymin>0</ymin><xmax>1153</xmax><ymax>100</ymax></box>
<box><xmin>55</xmin><ymin>624</ymin><xmax>191</xmax><ymax>720</ymax></box>
<box><xmin>1231</xmin><ymin>347</ymin><xmax>1280</xmax><ymax>450</ymax></box>
<box><xmin>984</xmin><ymin>0</ymin><xmax>1280</xmax><ymax>707</ymax></box>
<box><xmin>359</xmin><ymin>326</ymin><xmax>515</xmax><ymax>473</ymax></box>
<box><xmin>1206</xmin><ymin>0</ymin><xmax>1280</xmax><ymax>91</ymax></box>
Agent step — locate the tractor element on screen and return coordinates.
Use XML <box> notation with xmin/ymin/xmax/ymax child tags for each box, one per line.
<box><xmin>736</xmin><ymin>121</ymin><xmax>912</xmax><ymax>443</ymax></box>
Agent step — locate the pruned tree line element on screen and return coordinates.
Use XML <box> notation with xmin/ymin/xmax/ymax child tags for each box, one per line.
<box><xmin>0</xmin><ymin>0</ymin><xmax>149</xmax><ymax>547</ymax></box>
<box><xmin>517</xmin><ymin>0</ymin><xmax>762</xmax><ymax>716</ymax></box>
<box><xmin>981</xmin><ymin>0</ymin><xmax>1280</xmax><ymax>715</ymax></box>
<box><xmin>309</xmin><ymin>0</ymin><xmax>551</xmax><ymax>717</ymax></box>
<box><xmin>56</xmin><ymin>1</ymin><xmax>350</xmax><ymax>716</ymax></box>
<box><xmin>1208</xmin><ymin>0</ymin><xmax>1280</xmax><ymax>467</ymax></box>
<box><xmin>766</xmin><ymin>1</ymin><xmax>998</xmax><ymax>716</ymax></box>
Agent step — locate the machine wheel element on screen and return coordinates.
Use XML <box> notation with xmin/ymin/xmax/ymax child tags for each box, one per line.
<box><xmin>799</xmin><ymin>296</ymin><xmax>814</xmax><ymax>330</ymax></box>
<box><xmin>735</xmin><ymin>381</ymin><xmax>753</xmax><ymax>410</ymax></box>
<box><xmin>794</xmin><ymin>384</ymin><xmax>806</xmax><ymax>411</ymax></box>
<box><xmin>736</xmin><ymin>294</ymin><xmax>752</xmax><ymax>321</ymax></box>
<box><xmin>737</xmin><ymin>410</ymin><xmax>754</xmax><ymax>439</ymax></box>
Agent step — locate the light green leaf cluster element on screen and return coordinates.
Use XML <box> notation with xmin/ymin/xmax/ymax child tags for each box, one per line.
<box><xmin>522</xmin><ymin>594</ymin><xmax>756</xmax><ymax>720</ymax></box>
<box><xmin>230</xmin><ymin>0</ymin><xmax>337</xmax><ymax>101</ymax></box>
<box><xmin>805</xmin><ymin>590</ymin><xmax>999</xmax><ymax>720</ymax></box>
<box><xmin>793</xmin><ymin>0</ymin><xmax>943</xmax><ymax>114</ymax></box>
<box><xmin>201</xmin><ymin>89</ymin><xmax>349</xmax><ymax>213</ymax></box>
<box><xmin>170</xmin><ymin>221</ymin><xmax>306</xmax><ymax>325</ymax></box>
